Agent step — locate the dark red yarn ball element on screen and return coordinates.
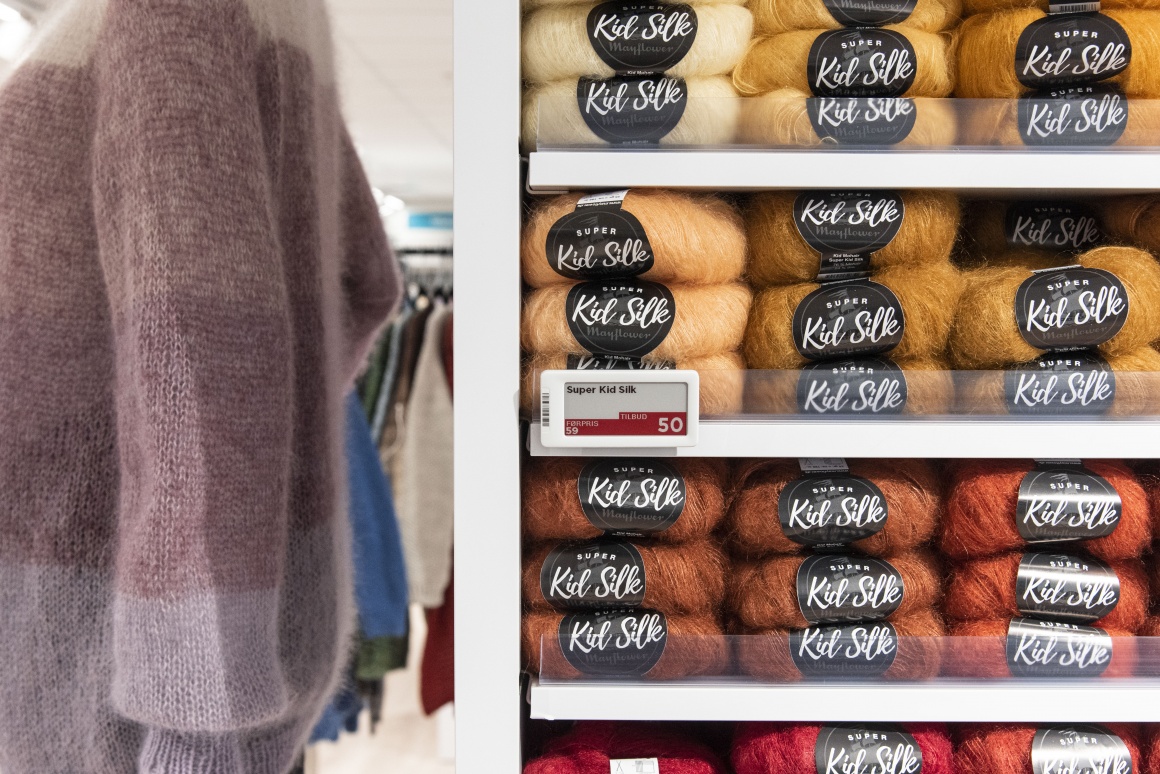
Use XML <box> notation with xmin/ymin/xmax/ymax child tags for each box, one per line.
<box><xmin>956</xmin><ymin>723</ymin><xmax>1143</xmax><ymax>774</ymax></box>
<box><xmin>524</xmin><ymin>722</ymin><xmax>729</xmax><ymax>774</ymax></box>
<box><xmin>731</xmin><ymin>722</ymin><xmax>954</xmax><ymax>774</ymax></box>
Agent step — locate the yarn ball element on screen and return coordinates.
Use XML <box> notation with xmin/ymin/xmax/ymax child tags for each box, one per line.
<box><xmin>957</xmin><ymin>10</ymin><xmax>1160</xmax><ymax>99</ymax></box>
<box><xmin>734</xmin><ymin>27</ymin><xmax>955</xmax><ymax>98</ymax></box>
<box><xmin>522</xmin><ymin>282</ymin><xmax>752</xmax><ymax>362</ymax></box>
<box><xmin>948</xmin><ymin>246</ymin><xmax>1160</xmax><ymax>370</ymax></box>
<box><xmin>735</xmin><ymin>609</ymin><xmax>945</xmax><ymax>681</ymax></box>
<box><xmin>520</xmin><ymin>352</ymin><xmax>746</xmax><ymax>416</ymax></box>
<box><xmin>521</xmin><ymin>4</ymin><xmax>753</xmax><ymax>84</ymax></box>
<box><xmin>729</xmin><ymin>551</ymin><xmax>942</xmax><ymax>630</ymax></box>
<box><xmin>521</xmin><ymin>457</ymin><xmax>728</xmax><ymax>543</ymax></box>
<box><xmin>744</xmin><ymin>261</ymin><xmax>965</xmax><ymax>370</ymax></box>
<box><xmin>960</xmin><ymin>201</ymin><xmax>1105</xmax><ymax>266</ymax></box>
<box><xmin>752</xmin><ymin>0</ymin><xmax>961</xmax><ymax>34</ymax></box>
<box><xmin>946</xmin><ymin>618</ymin><xmax>1137</xmax><ymax>678</ymax></box>
<box><xmin>961</xmin><ymin>0</ymin><xmax>1160</xmax><ymax>14</ymax></box>
<box><xmin>525</xmin><ymin>722</ymin><xmax>729</xmax><ymax>774</ymax></box>
<box><xmin>521</xmin><ymin>189</ymin><xmax>747</xmax><ymax>288</ymax></box>
<box><xmin>1140</xmin><ymin>468</ymin><xmax>1160</xmax><ymax>544</ymax></box>
<box><xmin>737</xmin><ymin>89</ymin><xmax>959</xmax><ymax>147</ymax></box>
<box><xmin>522</xmin><ymin>611</ymin><xmax>730</xmax><ymax>680</ymax></box>
<box><xmin>944</xmin><ymin>553</ymin><xmax>1149</xmax><ymax>632</ymax></box>
<box><xmin>941</xmin><ymin>459</ymin><xmax>1151</xmax><ymax>562</ymax></box>
<box><xmin>956</xmin><ymin>724</ymin><xmax>1143</xmax><ymax>774</ymax></box>
<box><xmin>522</xmin><ymin>76</ymin><xmax>741</xmax><ymax>152</ymax></box>
<box><xmin>732</xmin><ymin>722</ymin><xmax>955</xmax><ymax>774</ymax></box>
<box><xmin>523</xmin><ymin>538</ymin><xmax>727</xmax><ymax>615</ymax></box>
<box><xmin>746</xmin><ymin>190</ymin><xmax>961</xmax><ymax>287</ymax></box>
<box><xmin>725</xmin><ymin>458</ymin><xmax>942</xmax><ymax>558</ymax></box>
<box><xmin>1101</xmin><ymin>194</ymin><xmax>1160</xmax><ymax>254</ymax></box>
<box><xmin>957</xmin><ymin>93</ymin><xmax>1160</xmax><ymax>147</ymax></box>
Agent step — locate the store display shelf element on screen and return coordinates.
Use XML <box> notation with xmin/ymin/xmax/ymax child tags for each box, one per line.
<box><xmin>528</xmin><ymin>678</ymin><xmax>1160</xmax><ymax>723</ymax></box>
<box><xmin>528</xmin><ymin>418</ymin><xmax>1160</xmax><ymax>458</ymax></box>
<box><xmin>527</xmin><ymin>150</ymin><xmax>1160</xmax><ymax>194</ymax></box>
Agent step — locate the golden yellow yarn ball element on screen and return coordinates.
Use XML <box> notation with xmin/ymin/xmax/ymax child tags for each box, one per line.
<box><xmin>752</xmin><ymin>0</ymin><xmax>961</xmax><ymax>35</ymax></box>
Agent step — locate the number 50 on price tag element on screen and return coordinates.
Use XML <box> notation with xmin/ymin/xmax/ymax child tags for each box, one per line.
<box><xmin>539</xmin><ymin>370</ymin><xmax>699</xmax><ymax>448</ymax></box>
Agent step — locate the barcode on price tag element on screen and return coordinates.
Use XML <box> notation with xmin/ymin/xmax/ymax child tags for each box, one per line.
<box><xmin>610</xmin><ymin>759</ymin><xmax>659</xmax><ymax>774</ymax></box>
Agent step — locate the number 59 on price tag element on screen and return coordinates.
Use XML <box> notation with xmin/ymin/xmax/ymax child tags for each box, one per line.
<box><xmin>538</xmin><ymin>370</ymin><xmax>699</xmax><ymax>448</ymax></box>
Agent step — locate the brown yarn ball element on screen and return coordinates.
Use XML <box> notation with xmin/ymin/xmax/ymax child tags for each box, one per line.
<box><xmin>728</xmin><ymin>551</ymin><xmax>942</xmax><ymax>630</ymax></box>
<box><xmin>725</xmin><ymin>459</ymin><xmax>943</xmax><ymax>558</ymax></box>
<box><xmin>957</xmin><ymin>10</ymin><xmax>1160</xmax><ymax>99</ymax></box>
<box><xmin>1101</xmin><ymin>194</ymin><xmax>1160</xmax><ymax>253</ymax></box>
<box><xmin>522</xmin><ymin>281</ymin><xmax>752</xmax><ymax>362</ymax></box>
<box><xmin>745</xmin><ymin>191</ymin><xmax>961</xmax><ymax>287</ymax></box>
<box><xmin>960</xmin><ymin>201</ymin><xmax>1106</xmax><ymax>266</ymax></box>
<box><xmin>735</xmin><ymin>609</ymin><xmax>945</xmax><ymax>681</ymax></box>
<box><xmin>948</xmin><ymin>246</ymin><xmax>1160</xmax><ymax>370</ymax></box>
<box><xmin>521</xmin><ymin>457</ymin><xmax>729</xmax><ymax>544</ymax></box>
<box><xmin>522</xmin><ymin>610</ymin><xmax>730</xmax><ymax>679</ymax></box>
<box><xmin>946</xmin><ymin>618</ymin><xmax>1137</xmax><ymax>678</ymax></box>
<box><xmin>737</xmin><ymin>89</ymin><xmax>959</xmax><ymax>147</ymax></box>
<box><xmin>941</xmin><ymin>459</ymin><xmax>1152</xmax><ymax>562</ymax></box>
<box><xmin>957</xmin><ymin>92</ymin><xmax>1160</xmax><ymax>147</ymax></box>
<box><xmin>744</xmin><ymin>262</ymin><xmax>964</xmax><ymax>370</ymax></box>
<box><xmin>521</xmin><ymin>190</ymin><xmax>747</xmax><ymax>288</ymax></box>
<box><xmin>520</xmin><ymin>352</ymin><xmax>746</xmax><ymax>416</ymax></box>
<box><xmin>734</xmin><ymin>27</ymin><xmax>955</xmax><ymax>97</ymax></box>
<box><xmin>523</xmin><ymin>539</ymin><xmax>727</xmax><ymax>615</ymax></box>
<box><xmin>753</xmin><ymin>0</ymin><xmax>961</xmax><ymax>35</ymax></box>
<box><xmin>956</xmin><ymin>724</ymin><xmax>1143</xmax><ymax>774</ymax></box>
<box><xmin>944</xmin><ymin>553</ymin><xmax>1149</xmax><ymax>632</ymax></box>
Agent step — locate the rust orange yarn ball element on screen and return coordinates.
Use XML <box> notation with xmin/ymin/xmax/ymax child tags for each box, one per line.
<box><xmin>732</xmin><ymin>722</ymin><xmax>955</xmax><ymax>774</ymax></box>
<box><xmin>1101</xmin><ymin>194</ymin><xmax>1160</xmax><ymax>254</ymax></box>
<box><xmin>946</xmin><ymin>618</ymin><xmax>1137</xmax><ymax>678</ymax></box>
<box><xmin>956</xmin><ymin>724</ymin><xmax>1143</xmax><ymax>774</ymax></box>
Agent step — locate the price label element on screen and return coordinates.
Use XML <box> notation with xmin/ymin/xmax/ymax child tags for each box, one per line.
<box><xmin>539</xmin><ymin>370</ymin><xmax>699</xmax><ymax>448</ymax></box>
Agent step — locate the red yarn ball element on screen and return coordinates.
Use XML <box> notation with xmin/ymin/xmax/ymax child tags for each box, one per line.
<box><xmin>956</xmin><ymin>723</ymin><xmax>1143</xmax><ymax>774</ymax></box>
<box><xmin>732</xmin><ymin>722</ymin><xmax>954</xmax><ymax>774</ymax></box>
<box><xmin>525</xmin><ymin>722</ymin><xmax>729</xmax><ymax>774</ymax></box>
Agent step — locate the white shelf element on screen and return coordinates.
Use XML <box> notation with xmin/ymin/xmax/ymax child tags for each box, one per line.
<box><xmin>527</xmin><ymin>150</ymin><xmax>1160</xmax><ymax>194</ymax></box>
<box><xmin>529</xmin><ymin>678</ymin><xmax>1160</xmax><ymax>723</ymax></box>
<box><xmin>529</xmin><ymin>418</ymin><xmax>1160</xmax><ymax>458</ymax></box>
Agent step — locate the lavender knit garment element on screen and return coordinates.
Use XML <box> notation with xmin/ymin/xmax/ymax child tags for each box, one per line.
<box><xmin>0</xmin><ymin>0</ymin><xmax>401</xmax><ymax>772</ymax></box>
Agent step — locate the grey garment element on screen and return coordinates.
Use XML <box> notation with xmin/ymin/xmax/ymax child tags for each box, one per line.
<box><xmin>371</xmin><ymin>305</ymin><xmax>412</xmax><ymax>442</ymax></box>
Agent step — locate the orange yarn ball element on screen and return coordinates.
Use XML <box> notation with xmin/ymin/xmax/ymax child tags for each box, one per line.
<box><xmin>957</xmin><ymin>92</ymin><xmax>1160</xmax><ymax>147</ymax></box>
<box><xmin>1101</xmin><ymin>194</ymin><xmax>1160</xmax><ymax>254</ymax></box>
<box><xmin>946</xmin><ymin>618</ymin><xmax>1137</xmax><ymax>678</ymax></box>
<box><xmin>956</xmin><ymin>724</ymin><xmax>1143</xmax><ymax>774</ymax></box>
<box><xmin>752</xmin><ymin>0</ymin><xmax>961</xmax><ymax>34</ymax></box>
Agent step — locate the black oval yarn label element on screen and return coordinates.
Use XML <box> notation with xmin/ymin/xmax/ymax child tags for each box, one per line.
<box><xmin>796</xmin><ymin>554</ymin><xmax>904</xmax><ymax>624</ymax></box>
<box><xmin>798</xmin><ymin>358</ymin><xmax>909</xmax><ymax>415</ymax></box>
<box><xmin>1018</xmin><ymin>85</ymin><xmax>1129</xmax><ymax>147</ymax></box>
<box><xmin>1006</xmin><ymin>618</ymin><xmax>1112</xmax><ymax>677</ymax></box>
<box><xmin>1016</xmin><ymin>465</ymin><xmax>1122</xmax><ymax>542</ymax></box>
<box><xmin>789</xmin><ymin>621</ymin><xmax>898</xmax><ymax>678</ymax></box>
<box><xmin>807</xmin><ymin>29</ymin><xmax>917</xmax><ymax>97</ymax></box>
<box><xmin>546</xmin><ymin>194</ymin><xmax>655</xmax><ymax>280</ymax></box>
<box><xmin>815</xmin><ymin>726</ymin><xmax>924</xmax><ymax>774</ymax></box>
<box><xmin>566</xmin><ymin>354</ymin><xmax>677</xmax><ymax>370</ymax></box>
<box><xmin>539</xmin><ymin>538</ymin><xmax>646</xmax><ymax>610</ymax></box>
<box><xmin>586</xmin><ymin>3</ymin><xmax>698</xmax><ymax>74</ymax></box>
<box><xmin>566</xmin><ymin>280</ymin><xmax>675</xmax><ymax>358</ymax></box>
<box><xmin>792</xmin><ymin>280</ymin><xmax>905</xmax><ymax>361</ymax></box>
<box><xmin>1031</xmin><ymin>726</ymin><xmax>1133</xmax><ymax>774</ymax></box>
<box><xmin>578</xmin><ymin>458</ymin><xmax>686</xmax><ymax>535</ymax></box>
<box><xmin>577</xmin><ymin>75</ymin><xmax>688</xmax><ymax>145</ymax></box>
<box><xmin>794</xmin><ymin>192</ymin><xmax>905</xmax><ymax>255</ymax></box>
<box><xmin>820</xmin><ymin>0</ymin><xmax>918</xmax><ymax>27</ymax></box>
<box><xmin>778</xmin><ymin>476</ymin><xmax>889</xmax><ymax>547</ymax></box>
<box><xmin>1015</xmin><ymin>13</ymin><xmax>1131</xmax><ymax>90</ymax></box>
<box><xmin>1016</xmin><ymin>552</ymin><xmax>1121</xmax><ymax>624</ymax></box>
<box><xmin>808</xmin><ymin>97</ymin><xmax>917</xmax><ymax>144</ymax></box>
<box><xmin>558</xmin><ymin>609</ymin><xmax>668</xmax><ymax>677</ymax></box>
<box><xmin>1015</xmin><ymin>267</ymin><xmax>1128</xmax><ymax>351</ymax></box>
<box><xmin>1005</xmin><ymin>202</ymin><xmax>1103</xmax><ymax>253</ymax></box>
<box><xmin>1005</xmin><ymin>351</ymin><xmax>1116</xmax><ymax>415</ymax></box>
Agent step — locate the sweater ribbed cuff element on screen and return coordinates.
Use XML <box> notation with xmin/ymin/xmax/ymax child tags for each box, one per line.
<box><xmin>139</xmin><ymin>721</ymin><xmax>302</xmax><ymax>774</ymax></box>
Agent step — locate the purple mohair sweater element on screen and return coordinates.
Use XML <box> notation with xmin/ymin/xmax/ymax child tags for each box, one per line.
<box><xmin>0</xmin><ymin>0</ymin><xmax>401</xmax><ymax>771</ymax></box>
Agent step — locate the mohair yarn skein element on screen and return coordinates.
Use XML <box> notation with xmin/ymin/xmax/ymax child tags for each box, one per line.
<box><xmin>941</xmin><ymin>459</ymin><xmax>1151</xmax><ymax>562</ymax></box>
<box><xmin>724</xmin><ymin>458</ymin><xmax>943</xmax><ymax>558</ymax></box>
<box><xmin>946</xmin><ymin>618</ymin><xmax>1137</xmax><ymax>678</ymax></box>
<box><xmin>521</xmin><ymin>4</ymin><xmax>754</xmax><ymax>84</ymax></box>
<box><xmin>522</xmin><ymin>611</ymin><xmax>730</xmax><ymax>681</ymax></box>
<box><xmin>735</xmin><ymin>609</ymin><xmax>945</xmax><ymax>681</ymax></box>
<box><xmin>944</xmin><ymin>553</ymin><xmax>1150</xmax><ymax>632</ymax></box>
<box><xmin>737</xmin><ymin>89</ymin><xmax>959</xmax><ymax>147</ymax></box>
<box><xmin>521</xmin><ymin>189</ymin><xmax>747</xmax><ymax>288</ymax></box>
<box><xmin>752</xmin><ymin>0</ymin><xmax>961</xmax><ymax>34</ymax></box>
<box><xmin>746</xmin><ymin>190</ymin><xmax>961</xmax><ymax>287</ymax></box>
<box><xmin>521</xmin><ymin>457</ymin><xmax>728</xmax><ymax>543</ymax></box>
<box><xmin>734</xmin><ymin>27</ymin><xmax>955</xmax><ymax>97</ymax></box>
<box><xmin>523</xmin><ymin>538</ymin><xmax>727</xmax><ymax>615</ymax></box>
<box><xmin>956</xmin><ymin>10</ymin><xmax>1160</xmax><ymax>98</ymax></box>
<box><xmin>949</xmin><ymin>247</ymin><xmax>1160</xmax><ymax>370</ymax></box>
<box><xmin>522</xmin><ymin>282</ymin><xmax>752</xmax><ymax>362</ymax></box>
<box><xmin>522</xmin><ymin>76</ymin><xmax>741</xmax><ymax>153</ymax></box>
<box><xmin>957</xmin><ymin>95</ymin><xmax>1160</xmax><ymax>148</ymax></box>
<box><xmin>1101</xmin><ymin>195</ymin><xmax>1160</xmax><ymax>254</ymax></box>
<box><xmin>744</xmin><ymin>261</ymin><xmax>965</xmax><ymax>370</ymax></box>
<box><xmin>729</xmin><ymin>551</ymin><xmax>942</xmax><ymax>630</ymax></box>
<box><xmin>956</xmin><ymin>724</ymin><xmax>1143</xmax><ymax>774</ymax></box>
<box><xmin>961</xmin><ymin>201</ymin><xmax>1102</xmax><ymax>265</ymax></box>
<box><xmin>520</xmin><ymin>352</ymin><xmax>746</xmax><ymax>416</ymax></box>
<box><xmin>732</xmin><ymin>722</ymin><xmax>955</xmax><ymax>774</ymax></box>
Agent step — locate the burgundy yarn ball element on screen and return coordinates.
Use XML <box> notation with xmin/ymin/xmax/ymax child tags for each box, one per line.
<box><xmin>525</xmin><ymin>722</ymin><xmax>729</xmax><ymax>774</ymax></box>
<box><xmin>731</xmin><ymin>722</ymin><xmax>955</xmax><ymax>774</ymax></box>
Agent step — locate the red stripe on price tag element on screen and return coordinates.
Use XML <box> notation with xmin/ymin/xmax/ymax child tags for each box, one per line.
<box><xmin>565</xmin><ymin>412</ymin><xmax>687</xmax><ymax>437</ymax></box>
